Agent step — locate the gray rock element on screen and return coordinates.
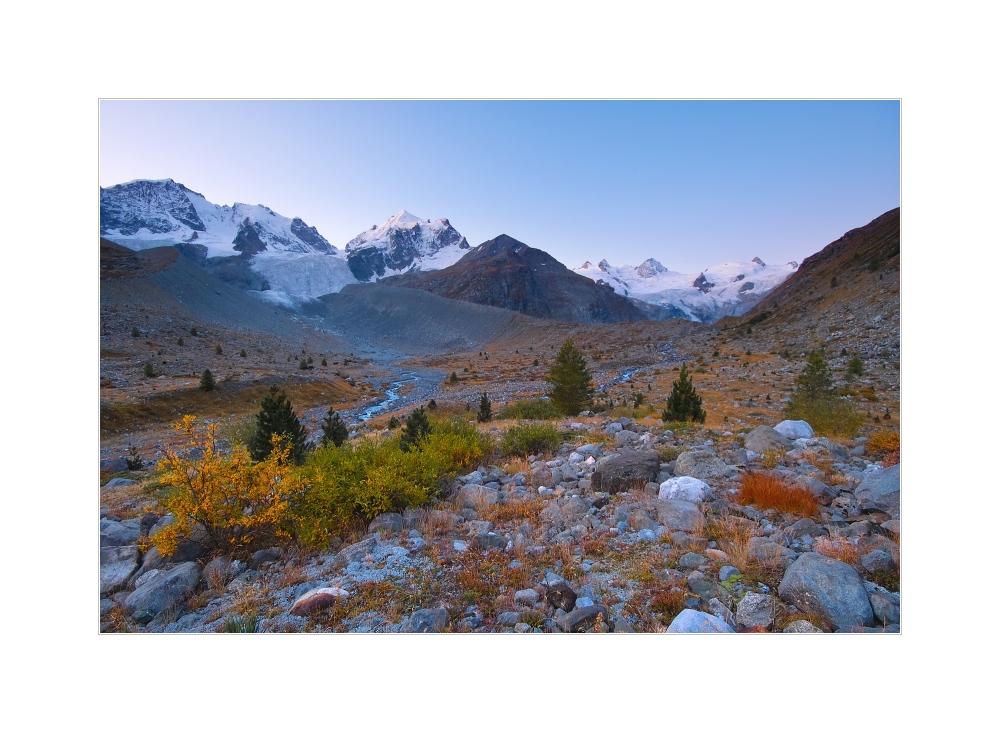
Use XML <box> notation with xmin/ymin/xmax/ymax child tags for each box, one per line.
<box><xmin>497</xmin><ymin>611</ymin><xmax>523</xmax><ymax>626</ymax></box>
<box><xmin>870</xmin><ymin>591</ymin><xmax>900</xmax><ymax>625</ymax></box>
<box><xmin>796</xmin><ymin>476</ymin><xmax>836</xmax><ymax>499</ymax></box>
<box><xmin>666</xmin><ymin>609</ymin><xmax>735</xmax><ymax>633</ymax></box>
<box><xmin>530</xmin><ymin>467</ymin><xmax>553</xmax><ymax>486</ymax></box>
<box><xmin>674</xmin><ymin>450</ymin><xmax>733</xmax><ymax>482</ymax></box>
<box><xmin>744</xmin><ymin>425</ymin><xmax>792</xmax><ymax>454</ymax></box>
<box><xmin>465</xmin><ymin>520</ymin><xmax>494</xmax><ymax>536</ymax></box>
<box><xmin>123</xmin><ymin>562</ymin><xmax>201</xmax><ymax>622</ymax></box>
<box><xmin>453</xmin><ymin>540</ymin><xmax>469</xmax><ymax>552</ymax></box>
<box><xmin>591</xmin><ymin>451</ymin><xmax>661</xmax><ymax>493</ymax></box>
<box><xmin>457</xmin><ymin>484</ymin><xmax>499</xmax><ymax>509</ymax></box>
<box><xmin>628</xmin><ymin>508</ymin><xmax>657</xmax><ymax>532</ymax></box>
<box><xmin>787</xmin><ymin>518</ymin><xmax>824</xmax><ymax>538</ymax></box>
<box><xmin>104</xmin><ymin>478</ymin><xmax>138</xmax><ymax>488</ymax></box>
<box><xmin>329</xmin><ymin>536</ymin><xmax>378</xmax><ymax>568</ymax></box>
<box><xmin>774</xmin><ymin>420</ymin><xmax>814</xmax><ymax>440</ymax></box>
<box><xmin>784</xmin><ymin>619</ymin><xmax>823</xmax><ymax>633</ymax></box>
<box><xmin>861</xmin><ymin>549</ymin><xmax>896</xmax><ymax>575</ymax></box>
<box><xmin>719</xmin><ymin>565</ymin><xmax>742</xmax><ymax>582</ymax></box>
<box><xmin>656</xmin><ymin>499</ymin><xmax>704</xmax><ymax>533</ymax></box>
<box><xmin>368</xmin><ymin>512</ymin><xmax>404</xmax><ymax>534</ymax></box>
<box><xmin>658</xmin><ymin>475</ymin><xmax>712</xmax><ymax>503</ymax></box>
<box><xmin>679</xmin><ymin>552</ymin><xmax>708</xmax><ymax>569</ymax></box>
<box><xmin>399</xmin><ymin>607</ymin><xmax>449</xmax><ymax>633</ymax></box>
<box><xmin>615</xmin><ymin>430</ymin><xmax>640</xmax><ymax>444</ymax></box>
<box><xmin>736</xmin><ymin>591</ymin><xmax>776</xmax><ymax>629</ymax></box>
<box><xmin>561</xmin><ymin>497</ymin><xmax>590</xmax><ymax>524</ymax></box>
<box><xmin>707</xmin><ymin>597</ymin><xmax>736</xmax><ymax>627</ymax></box>
<box><xmin>514</xmin><ymin>589</ymin><xmax>539</xmax><ymax>605</ymax></box>
<box><xmin>855</xmin><ymin>464</ymin><xmax>900</xmax><ymax>517</ymax></box>
<box><xmin>290</xmin><ymin>586</ymin><xmax>349</xmax><ymax>616</ymax></box>
<box><xmin>880</xmin><ymin>519</ymin><xmax>900</xmax><ymax>534</ymax></box>
<box><xmin>100</xmin><ymin>521</ymin><xmax>140</xmax><ymax>548</ymax></box>
<box><xmin>100</xmin><ymin>545</ymin><xmax>140</xmax><ymax>593</ymax></box>
<box><xmin>471</xmin><ymin>533</ymin><xmax>509</xmax><ymax>551</ymax></box>
<box><xmin>778</xmin><ymin>553</ymin><xmax>874</xmax><ymax>631</ymax></box>
<box><xmin>554</xmin><ymin>604</ymin><xmax>610</xmax><ymax>632</ymax></box>
<box><xmin>100</xmin><ymin>598</ymin><xmax>117</xmax><ymax>617</ymax></box>
<box><xmin>249</xmin><ymin>547</ymin><xmax>282</xmax><ymax>569</ymax></box>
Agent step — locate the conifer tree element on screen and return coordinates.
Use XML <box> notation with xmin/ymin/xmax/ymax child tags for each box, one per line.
<box><xmin>449</xmin><ymin>371</ymin><xmax>459</xmax><ymax>384</ymax></box>
<box><xmin>199</xmin><ymin>369</ymin><xmax>215</xmax><ymax>391</ymax></box>
<box><xmin>477</xmin><ymin>392</ymin><xmax>492</xmax><ymax>423</ymax></box>
<box><xmin>546</xmin><ymin>339</ymin><xmax>594</xmax><ymax>416</ymax></box>
<box><xmin>399</xmin><ymin>407</ymin><xmax>432</xmax><ymax>452</ymax></box>
<box><xmin>661</xmin><ymin>363</ymin><xmax>706</xmax><ymax>423</ymax></box>
<box><xmin>847</xmin><ymin>355</ymin><xmax>864</xmax><ymax>377</ymax></box>
<box><xmin>249</xmin><ymin>386</ymin><xmax>308</xmax><ymax>463</ymax></box>
<box><xmin>794</xmin><ymin>350</ymin><xmax>835</xmax><ymax>402</ymax></box>
<box><xmin>320</xmin><ymin>408</ymin><xmax>349</xmax><ymax>448</ymax></box>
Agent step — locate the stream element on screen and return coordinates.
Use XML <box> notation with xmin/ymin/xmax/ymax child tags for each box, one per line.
<box><xmin>355</xmin><ymin>370</ymin><xmax>421</xmax><ymax>422</ymax></box>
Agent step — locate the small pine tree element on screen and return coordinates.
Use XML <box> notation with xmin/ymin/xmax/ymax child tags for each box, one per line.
<box><xmin>240</xmin><ymin>349</ymin><xmax>247</xmax><ymax>357</ymax></box>
<box><xmin>215</xmin><ymin>344</ymin><xmax>223</xmax><ymax>355</ymax></box>
<box><xmin>299</xmin><ymin>359</ymin><xmax>309</xmax><ymax>370</ymax></box>
<box><xmin>190</xmin><ymin>326</ymin><xmax>198</xmax><ymax>336</ymax></box>
<box><xmin>143</xmin><ymin>361</ymin><xmax>155</xmax><ymax>378</ymax></box>
<box><xmin>831</xmin><ymin>276</ymin><xmax>838</xmax><ymax>288</ymax></box>
<box><xmin>199</xmin><ymin>369</ymin><xmax>215</xmax><ymax>391</ymax></box>
<box><xmin>661</xmin><ymin>363</ymin><xmax>706</xmax><ymax>423</ymax></box>
<box><xmin>387</xmin><ymin>416</ymin><xmax>400</xmax><ymax>429</ymax></box>
<box><xmin>428</xmin><ymin>399</ymin><xmax>437</xmax><ymax>410</ymax></box>
<box><xmin>449</xmin><ymin>371</ymin><xmax>459</xmax><ymax>384</ymax></box>
<box><xmin>320</xmin><ymin>408</ymin><xmax>348</xmax><ymax>448</ymax></box>
<box><xmin>399</xmin><ymin>407</ymin><xmax>432</xmax><ymax>452</ymax></box>
<box><xmin>794</xmin><ymin>350</ymin><xmax>834</xmax><ymax>402</ymax></box>
<box><xmin>546</xmin><ymin>339</ymin><xmax>594</xmax><ymax>416</ymax></box>
<box><xmin>125</xmin><ymin>444</ymin><xmax>143</xmax><ymax>471</ymax></box>
<box><xmin>131</xmin><ymin>326</ymin><xmax>140</xmax><ymax>338</ymax></box>
<box><xmin>477</xmin><ymin>392</ymin><xmax>492</xmax><ymax>423</ymax></box>
<box><xmin>847</xmin><ymin>356</ymin><xmax>864</xmax><ymax>377</ymax></box>
<box><xmin>177</xmin><ymin>337</ymin><xmax>184</xmax><ymax>346</ymax></box>
<box><xmin>249</xmin><ymin>386</ymin><xmax>308</xmax><ymax>463</ymax></box>
<box><xmin>633</xmin><ymin>392</ymin><xmax>644</xmax><ymax>408</ymax></box>
<box><xmin>321</xmin><ymin>358</ymin><xmax>327</xmax><ymax>366</ymax></box>
<box><xmin>532</xmin><ymin>359</ymin><xmax>539</xmax><ymax>367</ymax></box>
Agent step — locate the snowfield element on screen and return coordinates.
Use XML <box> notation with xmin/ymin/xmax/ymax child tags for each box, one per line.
<box><xmin>573</xmin><ymin>257</ymin><xmax>798</xmax><ymax>322</ymax></box>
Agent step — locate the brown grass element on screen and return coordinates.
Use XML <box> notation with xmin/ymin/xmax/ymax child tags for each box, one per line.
<box><xmin>735</xmin><ymin>472</ymin><xmax>819</xmax><ymax>516</ymax></box>
<box><xmin>814</xmin><ymin>536</ymin><xmax>860</xmax><ymax>565</ymax></box>
<box><xmin>867</xmin><ymin>429</ymin><xmax>900</xmax><ymax>458</ymax></box>
<box><xmin>480</xmin><ymin>495</ymin><xmax>544</xmax><ymax>525</ymax></box>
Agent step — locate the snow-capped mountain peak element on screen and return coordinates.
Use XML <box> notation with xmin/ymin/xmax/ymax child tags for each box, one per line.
<box><xmin>572</xmin><ymin>255</ymin><xmax>798</xmax><ymax>323</ymax></box>
<box><xmin>344</xmin><ymin>210</ymin><xmax>471</xmax><ymax>282</ymax></box>
<box><xmin>100</xmin><ymin>178</ymin><xmax>337</xmax><ymax>259</ymax></box>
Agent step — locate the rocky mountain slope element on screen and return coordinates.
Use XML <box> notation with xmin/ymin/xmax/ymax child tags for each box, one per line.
<box><xmin>345</xmin><ymin>210</ymin><xmax>471</xmax><ymax>282</ymax></box>
<box><xmin>573</xmin><ymin>257</ymin><xmax>798</xmax><ymax>323</ymax></box>
<box><xmin>390</xmin><ymin>234</ymin><xmax>659</xmax><ymax>324</ymax></box>
<box><xmin>718</xmin><ymin>208</ymin><xmax>900</xmax><ymax>365</ymax></box>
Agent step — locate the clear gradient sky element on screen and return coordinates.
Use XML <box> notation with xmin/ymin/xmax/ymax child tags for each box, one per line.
<box><xmin>99</xmin><ymin>101</ymin><xmax>899</xmax><ymax>272</ymax></box>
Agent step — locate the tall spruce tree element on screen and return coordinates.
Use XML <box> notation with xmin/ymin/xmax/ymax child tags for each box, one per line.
<box><xmin>319</xmin><ymin>407</ymin><xmax>349</xmax><ymax>448</ymax></box>
<box><xmin>249</xmin><ymin>386</ymin><xmax>308</xmax><ymax>463</ymax></box>
<box><xmin>477</xmin><ymin>392</ymin><xmax>492</xmax><ymax>422</ymax></box>
<box><xmin>199</xmin><ymin>369</ymin><xmax>215</xmax><ymax>391</ymax></box>
<box><xmin>546</xmin><ymin>339</ymin><xmax>594</xmax><ymax>416</ymax></box>
<box><xmin>399</xmin><ymin>407</ymin><xmax>432</xmax><ymax>452</ymax></box>
<box><xmin>662</xmin><ymin>363</ymin><xmax>706</xmax><ymax>423</ymax></box>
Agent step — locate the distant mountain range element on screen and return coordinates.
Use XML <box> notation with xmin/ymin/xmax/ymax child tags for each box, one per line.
<box><xmin>572</xmin><ymin>257</ymin><xmax>798</xmax><ymax>323</ymax></box>
<box><xmin>99</xmin><ymin>178</ymin><xmax>801</xmax><ymax>323</ymax></box>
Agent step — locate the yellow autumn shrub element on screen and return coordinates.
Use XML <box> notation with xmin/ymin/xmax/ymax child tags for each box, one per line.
<box><xmin>867</xmin><ymin>429</ymin><xmax>900</xmax><ymax>458</ymax></box>
<box><xmin>152</xmin><ymin>415</ymin><xmax>306</xmax><ymax>557</ymax></box>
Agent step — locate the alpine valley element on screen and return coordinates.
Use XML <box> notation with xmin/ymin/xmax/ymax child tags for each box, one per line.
<box><xmin>99</xmin><ymin>177</ymin><xmax>901</xmax><ymax>637</ymax></box>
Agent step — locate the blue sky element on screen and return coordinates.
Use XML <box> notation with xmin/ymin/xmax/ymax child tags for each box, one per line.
<box><xmin>99</xmin><ymin>100</ymin><xmax>899</xmax><ymax>272</ymax></box>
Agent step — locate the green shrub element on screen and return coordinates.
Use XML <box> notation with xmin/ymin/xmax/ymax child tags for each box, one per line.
<box><xmin>199</xmin><ymin>369</ymin><xmax>215</xmax><ymax>391</ymax></box>
<box><xmin>224</xmin><ymin>613</ymin><xmax>260</xmax><ymax>633</ymax></box>
<box><xmin>477</xmin><ymin>392</ymin><xmax>492</xmax><ymax>423</ymax></box>
<box><xmin>786</xmin><ymin>351</ymin><xmax>864</xmax><ymax>438</ymax></box>
<box><xmin>293</xmin><ymin>419</ymin><xmax>490</xmax><ymax>546</ymax></box>
<box><xmin>501</xmin><ymin>423</ymin><xmax>561</xmax><ymax>457</ymax></box>
<box><xmin>131</xmin><ymin>326</ymin><xmax>140</xmax><ymax>338</ymax></box>
<box><xmin>656</xmin><ymin>445</ymin><xmax>682</xmax><ymax>462</ymax></box>
<box><xmin>496</xmin><ymin>399</ymin><xmax>561</xmax><ymax>420</ymax></box>
<box><xmin>143</xmin><ymin>361</ymin><xmax>156</xmax><ymax>378</ymax></box>
<box><xmin>847</xmin><ymin>356</ymin><xmax>864</xmax><ymax>377</ymax></box>
<box><xmin>399</xmin><ymin>407</ymin><xmax>432</xmax><ymax>452</ymax></box>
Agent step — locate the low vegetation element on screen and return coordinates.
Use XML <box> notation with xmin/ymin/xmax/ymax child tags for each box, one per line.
<box><xmin>500</xmin><ymin>422</ymin><xmax>562</xmax><ymax>457</ymax></box>
<box><xmin>734</xmin><ymin>471</ymin><xmax>819</xmax><ymax>516</ymax></box>
<box><xmin>496</xmin><ymin>398</ymin><xmax>561</xmax><ymax>420</ymax></box>
<box><xmin>785</xmin><ymin>350</ymin><xmax>863</xmax><ymax>438</ymax></box>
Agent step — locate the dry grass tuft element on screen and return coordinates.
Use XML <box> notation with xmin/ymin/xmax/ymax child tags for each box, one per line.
<box><xmin>760</xmin><ymin>448</ymin><xmax>783</xmax><ymax>469</ymax></box>
<box><xmin>867</xmin><ymin>429</ymin><xmax>900</xmax><ymax>458</ymax></box>
<box><xmin>814</xmin><ymin>536</ymin><xmax>860</xmax><ymax>565</ymax></box>
<box><xmin>480</xmin><ymin>496</ymin><xmax>544</xmax><ymax>525</ymax></box>
<box><xmin>735</xmin><ymin>472</ymin><xmax>819</xmax><ymax>516</ymax></box>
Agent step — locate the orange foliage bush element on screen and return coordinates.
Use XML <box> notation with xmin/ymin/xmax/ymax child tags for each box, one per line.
<box><xmin>867</xmin><ymin>429</ymin><xmax>900</xmax><ymax>458</ymax></box>
<box><xmin>153</xmin><ymin>415</ymin><xmax>306</xmax><ymax>557</ymax></box>
<box><xmin>734</xmin><ymin>471</ymin><xmax>819</xmax><ymax>516</ymax></box>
